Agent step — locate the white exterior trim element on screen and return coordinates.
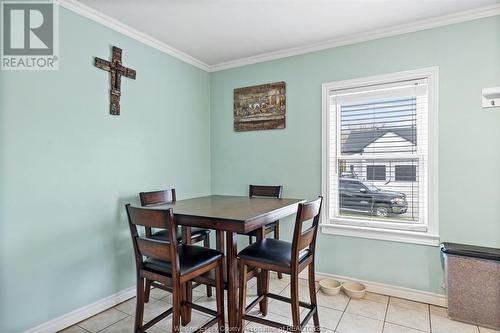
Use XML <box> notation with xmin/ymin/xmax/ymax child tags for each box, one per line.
<box><xmin>23</xmin><ymin>286</ymin><xmax>135</xmax><ymax>333</ymax></box>
<box><xmin>321</xmin><ymin>67</ymin><xmax>439</xmax><ymax>246</ymax></box>
<box><xmin>55</xmin><ymin>0</ymin><xmax>211</xmax><ymax>71</ymax></box>
<box><xmin>55</xmin><ymin>1</ymin><xmax>499</xmax><ymax>72</ymax></box>
<box><xmin>210</xmin><ymin>5</ymin><xmax>500</xmax><ymax>72</ymax></box>
<box><xmin>299</xmin><ymin>270</ymin><xmax>447</xmax><ymax>307</ymax></box>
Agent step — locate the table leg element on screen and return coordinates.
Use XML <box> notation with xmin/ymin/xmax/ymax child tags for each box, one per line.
<box><xmin>226</xmin><ymin>231</ymin><xmax>238</xmax><ymax>332</ymax></box>
<box><xmin>216</xmin><ymin>230</ymin><xmax>224</xmax><ymax>252</ymax></box>
<box><xmin>255</xmin><ymin>226</ymin><xmax>269</xmax><ymax>315</ymax></box>
<box><xmin>181</xmin><ymin>226</ymin><xmax>192</xmax><ymax>326</ymax></box>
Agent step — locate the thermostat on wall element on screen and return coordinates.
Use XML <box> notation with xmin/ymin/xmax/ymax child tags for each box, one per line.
<box><xmin>482</xmin><ymin>87</ymin><xmax>500</xmax><ymax>108</ymax></box>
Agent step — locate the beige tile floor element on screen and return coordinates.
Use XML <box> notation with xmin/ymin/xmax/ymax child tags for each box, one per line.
<box><xmin>60</xmin><ymin>274</ymin><xmax>499</xmax><ymax>333</ymax></box>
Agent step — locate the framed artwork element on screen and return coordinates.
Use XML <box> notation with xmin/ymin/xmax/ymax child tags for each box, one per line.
<box><xmin>234</xmin><ymin>81</ymin><xmax>286</xmax><ymax>131</ymax></box>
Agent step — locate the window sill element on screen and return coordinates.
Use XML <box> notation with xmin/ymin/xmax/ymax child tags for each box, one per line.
<box><xmin>320</xmin><ymin>223</ymin><xmax>440</xmax><ymax>246</ymax></box>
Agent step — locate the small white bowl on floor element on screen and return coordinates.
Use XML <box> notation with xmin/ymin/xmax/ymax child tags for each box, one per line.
<box><xmin>342</xmin><ymin>281</ymin><xmax>366</xmax><ymax>299</ymax></box>
<box><xmin>319</xmin><ymin>279</ymin><xmax>342</xmax><ymax>296</ymax></box>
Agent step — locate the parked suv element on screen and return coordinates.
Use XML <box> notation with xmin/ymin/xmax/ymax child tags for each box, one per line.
<box><xmin>339</xmin><ymin>178</ymin><xmax>408</xmax><ymax>217</ymax></box>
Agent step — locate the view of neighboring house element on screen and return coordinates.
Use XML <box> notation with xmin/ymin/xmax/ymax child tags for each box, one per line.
<box><xmin>338</xmin><ymin>125</ymin><xmax>421</xmax><ymax>221</ymax></box>
<box><xmin>341</xmin><ymin>126</ymin><xmax>418</xmax><ymax>183</ymax></box>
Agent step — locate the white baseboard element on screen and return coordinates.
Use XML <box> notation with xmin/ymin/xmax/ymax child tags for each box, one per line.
<box><xmin>23</xmin><ymin>286</ymin><xmax>136</xmax><ymax>333</ymax></box>
<box><xmin>300</xmin><ymin>270</ymin><xmax>447</xmax><ymax>307</ymax></box>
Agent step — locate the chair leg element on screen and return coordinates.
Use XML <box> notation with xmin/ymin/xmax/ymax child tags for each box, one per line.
<box><xmin>181</xmin><ymin>281</ymin><xmax>192</xmax><ymax>326</ymax></box>
<box><xmin>274</xmin><ymin>223</ymin><xmax>283</xmax><ymax>280</ymax></box>
<box><xmin>248</xmin><ymin>235</ymin><xmax>253</xmax><ymax>245</ymax></box>
<box><xmin>172</xmin><ymin>281</ymin><xmax>181</xmax><ymax>333</ymax></box>
<box><xmin>134</xmin><ymin>277</ymin><xmax>145</xmax><ymax>333</ymax></box>
<box><xmin>290</xmin><ymin>275</ymin><xmax>302</xmax><ymax>333</ymax></box>
<box><xmin>203</xmin><ymin>236</ymin><xmax>213</xmax><ymax>298</ymax></box>
<box><xmin>238</xmin><ymin>260</ymin><xmax>248</xmax><ymax>332</ymax></box>
<box><xmin>215</xmin><ymin>259</ymin><xmax>226</xmax><ymax>332</ymax></box>
<box><xmin>258</xmin><ymin>269</ymin><xmax>269</xmax><ymax>316</ymax></box>
<box><xmin>308</xmin><ymin>262</ymin><xmax>320</xmax><ymax>332</ymax></box>
<box><xmin>144</xmin><ymin>279</ymin><xmax>152</xmax><ymax>303</ymax></box>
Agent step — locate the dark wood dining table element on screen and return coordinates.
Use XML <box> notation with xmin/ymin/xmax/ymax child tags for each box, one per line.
<box><xmin>141</xmin><ymin>195</ymin><xmax>304</xmax><ymax>331</ymax></box>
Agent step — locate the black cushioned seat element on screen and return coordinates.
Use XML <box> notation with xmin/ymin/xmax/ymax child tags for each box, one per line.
<box><xmin>238</xmin><ymin>238</ymin><xmax>310</xmax><ymax>268</ymax></box>
<box><xmin>143</xmin><ymin>245</ymin><xmax>223</xmax><ymax>276</ymax></box>
<box><xmin>151</xmin><ymin>228</ymin><xmax>210</xmax><ymax>241</ymax></box>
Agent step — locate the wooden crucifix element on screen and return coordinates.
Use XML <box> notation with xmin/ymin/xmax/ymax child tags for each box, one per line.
<box><xmin>94</xmin><ymin>46</ymin><xmax>136</xmax><ymax>115</ymax></box>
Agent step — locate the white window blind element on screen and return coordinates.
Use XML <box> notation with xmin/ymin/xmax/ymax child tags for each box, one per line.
<box><xmin>328</xmin><ymin>78</ymin><xmax>430</xmax><ymax>232</ymax></box>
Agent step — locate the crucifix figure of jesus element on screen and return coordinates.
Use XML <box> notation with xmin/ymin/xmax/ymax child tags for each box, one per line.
<box><xmin>94</xmin><ymin>46</ymin><xmax>136</xmax><ymax>115</ymax></box>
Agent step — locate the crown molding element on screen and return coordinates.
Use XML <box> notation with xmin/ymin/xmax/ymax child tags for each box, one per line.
<box><xmin>209</xmin><ymin>4</ymin><xmax>500</xmax><ymax>72</ymax></box>
<box><xmin>55</xmin><ymin>0</ymin><xmax>211</xmax><ymax>71</ymax></box>
<box><xmin>55</xmin><ymin>1</ymin><xmax>499</xmax><ymax>73</ymax></box>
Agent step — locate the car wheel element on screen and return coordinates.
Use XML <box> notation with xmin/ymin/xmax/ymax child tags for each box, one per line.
<box><xmin>375</xmin><ymin>205</ymin><xmax>390</xmax><ymax>217</ymax></box>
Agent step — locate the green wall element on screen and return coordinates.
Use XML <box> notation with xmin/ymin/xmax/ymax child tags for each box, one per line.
<box><xmin>210</xmin><ymin>16</ymin><xmax>500</xmax><ymax>294</ymax></box>
<box><xmin>0</xmin><ymin>9</ymin><xmax>210</xmax><ymax>333</ymax></box>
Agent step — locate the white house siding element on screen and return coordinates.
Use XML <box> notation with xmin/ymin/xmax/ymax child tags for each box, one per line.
<box><xmin>363</xmin><ymin>132</ymin><xmax>416</xmax><ymax>154</ymax></box>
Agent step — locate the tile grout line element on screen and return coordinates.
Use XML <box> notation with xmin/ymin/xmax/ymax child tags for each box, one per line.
<box><xmin>336</xmin><ymin>297</ymin><xmax>388</xmax><ymax>324</ymax></box>
<box><xmin>384</xmin><ymin>319</ymin><xmax>430</xmax><ymax>332</ymax></box>
<box><xmin>350</xmin><ymin>296</ymin><xmax>429</xmax><ymax>333</ymax></box>
<box><xmin>333</xmin><ymin>296</ymin><xmax>351</xmax><ymax>332</ymax></box>
<box><xmin>70</xmin><ymin>307</ymin><xmax>131</xmax><ymax>333</ymax></box>
<box><xmin>112</xmin><ymin>306</ymin><xmax>132</xmax><ymax>316</ymax></box>
<box><xmin>95</xmin><ymin>314</ymin><xmax>132</xmax><ymax>333</ymax></box>
<box><xmin>75</xmin><ymin>325</ymin><xmax>92</xmax><ymax>333</ymax></box>
<box><xmin>384</xmin><ymin>298</ymin><xmax>433</xmax><ymax>333</ymax></box>
<box><xmin>428</xmin><ymin>304</ymin><xmax>432</xmax><ymax>333</ymax></box>
<box><xmin>381</xmin><ymin>296</ymin><xmax>391</xmax><ymax>333</ymax></box>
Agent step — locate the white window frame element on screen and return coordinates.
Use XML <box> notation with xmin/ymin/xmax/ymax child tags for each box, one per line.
<box><xmin>321</xmin><ymin>67</ymin><xmax>440</xmax><ymax>246</ymax></box>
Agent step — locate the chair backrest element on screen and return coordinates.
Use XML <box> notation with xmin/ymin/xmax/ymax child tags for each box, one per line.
<box><xmin>291</xmin><ymin>196</ymin><xmax>323</xmax><ymax>268</ymax></box>
<box><xmin>125</xmin><ymin>204</ymin><xmax>180</xmax><ymax>276</ymax></box>
<box><xmin>139</xmin><ymin>189</ymin><xmax>177</xmax><ymax>237</ymax></box>
<box><xmin>249</xmin><ymin>185</ymin><xmax>283</xmax><ymax>199</ymax></box>
<box><xmin>139</xmin><ymin>188</ymin><xmax>176</xmax><ymax>206</ymax></box>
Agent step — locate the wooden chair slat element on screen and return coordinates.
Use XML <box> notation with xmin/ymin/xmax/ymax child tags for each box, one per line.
<box><xmin>136</xmin><ymin>237</ymin><xmax>172</xmax><ymax>261</ymax></box>
<box><xmin>127</xmin><ymin>207</ymin><xmax>171</xmax><ymax>229</ymax></box>
<box><xmin>291</xmin><ymin>196</ymin><xmax>322</xmax><ymax>264</ymax></box>
<box><xmin>249</xmin><ymin>185</ymin><xmax>283</xmax><ymax>198</ymax></box>
<box><xmin>140</xmin><ymin>188</ymin><xmax>176</xmax><ymax>206</ymax></box>
<box><xmin>298</xmin><ymin>227</ymin><xmax>316</xmax><ymax>251</ymax></box>
<box><xmin>297</xmin><ymin>199</ymin><xmax>322</xmax><ymax>222</ymax></box>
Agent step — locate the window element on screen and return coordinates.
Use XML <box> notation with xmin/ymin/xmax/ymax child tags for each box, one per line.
<box><xmin>366</xmin><ymin>165</ymin><xmax>386</xmax><ymax>181</ymax></box>
<box><xmin>395</xmin><ymin>165</ymin><xmax>417</xmax><ymax>181</ymax></box>
<box><xmin>321</xmin><ymin>68</ymin><xmax>439</xmax><ymax>246</ymax></box>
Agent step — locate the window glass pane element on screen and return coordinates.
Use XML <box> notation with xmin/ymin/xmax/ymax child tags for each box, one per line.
<box><xmin>366</xmin><ymin>165</ymin><xmax>386</xmax><ymax>180</ymax></box>
<box><xmin>340</xmin><ymin>97</ymin><xmax>418</xmax><ymax>156</ymax></box>
<box><xmin>395</xmin><ymin>165</ymin><xmax>417</xmax><ymax>181</ymax></box>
